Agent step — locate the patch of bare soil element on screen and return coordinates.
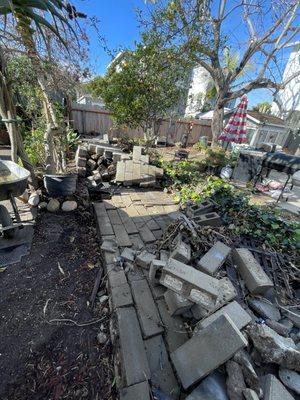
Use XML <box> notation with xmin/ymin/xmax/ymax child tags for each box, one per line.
<box><xmin>0</xmin><ymin>200</ymin><xmax>115</xmax><ymax>399</ymax></box>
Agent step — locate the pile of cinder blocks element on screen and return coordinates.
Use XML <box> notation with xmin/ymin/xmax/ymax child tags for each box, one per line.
<box><xmin>185</xmin><ymin>199</ymin><xmax>222</xmax><ymax>227</ymax></box>
<box><xmin>116</xmin><ymin>146</ymin><xmax>163</xmax><ymax>188</ymax></box>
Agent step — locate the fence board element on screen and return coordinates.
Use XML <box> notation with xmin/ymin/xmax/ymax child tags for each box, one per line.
<box><xmin>70</xmin><ymin>103</ymin><xmax>212</xmax><ymax>144</ymax></box>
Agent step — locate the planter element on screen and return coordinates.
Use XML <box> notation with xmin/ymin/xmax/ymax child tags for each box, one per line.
<box><xmin>44</xmin><ymin>173</ymin><xmax>77</xmax><ymax>197</ymax></box>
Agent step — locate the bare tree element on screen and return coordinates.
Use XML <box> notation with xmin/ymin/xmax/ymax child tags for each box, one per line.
<box><xmin>143</xmin><ymin>0</ymin><xmax>300</xmax><ymax>144</ymax></box>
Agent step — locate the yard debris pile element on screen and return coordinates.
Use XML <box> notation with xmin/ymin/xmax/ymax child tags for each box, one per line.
<box><xmin>105</xmin><ymin>198</ymin><xmax>299</xmax><ymax>400</ymax></box>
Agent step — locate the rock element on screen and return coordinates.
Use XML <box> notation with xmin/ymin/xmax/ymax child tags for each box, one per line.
<box><xmin>226</xmin><ymin>360</ymin><xmax>246</xmax><ymax>400</ymax></box>
<box><xmin>283</xmin><ymin>308</ymin><xmax>300</xmax><ymax>329</ymax></box>
<box><xmin>246</xmin><ymin>323</ymin><xmax>300</xmax><ymax>371</ymax></box>
<box><xmin>62</xmin><ymin>200</ymin><xmax>77</xmax><ymax>212</ymax></box>
<box><xmin>266</xmin><ymin>319</ymin><xmax>290</xmax><ymax>337</ymax></box>
<box><xmin>47</xmin><ymin>198</ymin><xmax>60</xmax><ymax>212</ymax></box>
<box><xmin>243</xmin><ymin>389</ymin><xmax>260</xmax><ymax>400</ymax></box>
<box><xmin>28</xmin><ymin>192</ymin><xmax>40</xmax><ymax>207</ymax></box>
<box><xmin>279</xmin><ymin>368</ymin><xmax>300</xmax><ymax>394</ymax></box>
<box><xmin>185</xmin><ymin>371</ymin><xmax>229</xmax><ymax>400</ymax></box>
<box><xmin>38</xmin><ymin>201</ymin><xmax>47</xmax><ymax>210</ymax></box>
<box><xmin>248</xmin><ymin>298</ymin><xmax>281</xmax><ymax>321</ymax></box>
<box><xmin>97</xmin><ymin>332</ymin><xmax>107</xmax><ymax>344</ymax></box>
<box><xmin>233</xmin><ymin>349</ymin><xmax>263</xmax><ymax>398</ymax></box>
<box><xmin>99</xmin><ymin>295</ymin><xmax>109</xmax><ymax>304</ymax></box>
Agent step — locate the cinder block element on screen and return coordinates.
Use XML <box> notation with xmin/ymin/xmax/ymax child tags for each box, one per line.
<box><xmin>95</xmin><ymin>146</ymin><xmax>104</xmax><ymax>155</ymax></box>
<box><xmin>233</xmin><ymin>248</ymin><xmax>273</xmax><ymax>294</ymax></box>
<box><xmin>117</xmin><ymin>307</ymin><xmax>151</xmax><ymax>386</ymax></box>
<box><xmin>186</xmin><ymin>200</ymin><xmax>215</xmax><ymax>217</ymax></box>
<box><xmin>193</xmin><ymin>212</ymin><xmax>222</xmax><ymax>227</ymax></box>
<box><xmin>197</xmin><ymin>241</ymin><xmax>231</xmax><ymax>276</ymax></box>
<box><xmin>149</xmin><ymin>259</ymin><xmax>165</xmax><ymax>286</ymax></box>
<box><xmin>119</xmin><ymin>381</ymin><xmax>150</xmax><ymax>400</ymax></box>
<box><xmin>76</xmin><ymin>146</ymin><xmax>87</xmax><ymax>159</ymax></box>
<box><xmin>194</xmin><ymin>301</ymin><xmax>252</xmax><ymax>332</ymax></box>
<box><xmin>88</xmin><ymin>143</ymin><xmax>97</xmax><ymax>153</ymax></box>
<box><xmin>264</xmin><ymin>374</ymin><xmax>294</xmax><ymax>400</ymax></box>
<box><xmin>87</xmin><ymin>159</ymin><xmax>97</xmax><ymax>170</ymax></box>
<box><xmin>76</xmin><ymin>157</ymin><xmax>87</xmax><ymax>168</ymax></box>
<box><xmin>170</xmin><ymin>314</ymin><xmax>247</xmax><ymax>389</ymax></box>
<box><xmin>160</xmin><ymin>258</ymin><xmax>219</xmax><ymax>309</ymax></box>
<box><xmin>164</xmin><ymin>290</ymin><xmax>193</xmax><ymax>316</ymax></box>
<box><xmin>135</xmin><ymin>250</ymin><xmax>156</xmax><ymax>269</ymax></box>
<box><xmin>170</xmin><ymin>239</ymin><xmax>191</xmax><ymax>264</ymax></box>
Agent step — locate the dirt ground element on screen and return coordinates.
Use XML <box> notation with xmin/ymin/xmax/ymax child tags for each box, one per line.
<box><xmin>0</xmin><ymin>200</ymin><xmax>115</xmax><ymax>399</ymax></box>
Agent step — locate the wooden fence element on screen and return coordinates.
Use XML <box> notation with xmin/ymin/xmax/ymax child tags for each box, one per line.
<box><xmin>70</xmin><ymin>103</ymin><xmax>212</xmax><ymax>145</ymax></box>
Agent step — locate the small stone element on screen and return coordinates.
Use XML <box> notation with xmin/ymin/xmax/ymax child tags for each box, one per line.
<box><xmin>47</xmin><ymin>198</ymin><xmax>60</xmax><ymax>212</ymax></box>
<box><xmin>279</xmin><ymin>368</ymin><xmax>300</xmax><ymax>394</ymax></box>
<box><xmin>38</xmin><ymin>201</ymin><xmax>47</xmax><ymax>210</ymax></box>
<box><xmin>28</xmin><ymin>192</ymin><xmax>40</xmax><ymax>207</ymax></box>
<box><xmin>97</xmin><ymin>332</ymin><xmax>107</xmax><ymax>344</ymax></box>
<box><xmin>99</xmin><ymin>295</ymin><xmax>109</xmax><ymax>304</ymax></box>
<box><xmin>248</xmin><ymin>298</ymin><xmax>281</xmax><ymax>321</ymax></box>
<box><xmin>62</xmin><ymin>200</ymin><xmax>77</xmax><ymax>212</ymax></box>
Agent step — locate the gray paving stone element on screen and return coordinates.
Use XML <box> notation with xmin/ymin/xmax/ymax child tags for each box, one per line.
<box><xmin>107</xmin><ymin>209</ymin><xmax>123</xmax><ymax>225</ymax></box>
<box><xmin>130</xmin><ymin>279</ymin><xmax>164</xmax><ymax>338</ymax></box>
<box><xmin>164</xmin><ymin>290</ymin><xmax>193</xmax><ymax>317</ymax></box>
<box><xmin>144</xmin><ymin>335</ymin><xmax>180</xmax><ymax>399</ymax></box>
<box><xmin>119</xmin><ymin>381</ymin><xmax>150</xmax><ymax>400</ymax></box>
<box><xmin>197</xmin><ymin>241</ymin><xmax>231</xmax><ymax>276</ymax></box>
<box><xmin>139</xmin><ymin>225</ymin><xmax>156</xmax><ymax>243</ymax></box>
<box><xmin>146</xmin><ymin>218</ymin><xmax>161</xmax><ymax>231</ymax></box>
<box><xmin>129</xmin><ymin>233</ymin><xmax>144</xmax><ymax>250</ymax></box>
<box><xmin>194</xmin><ymin>301</ymin><xmax>252</xmax><ymax>332</ymax></box>
<box><xmin>111</xmin><ymin>282</ymin><xmax>133</xmax><ymax>309</ymax></box>
<box><xmin>160</xmin><ymin>258</ymin><xmax>220</xmax><ymax>309</ymax></box>
<box><xmin>117</xmin><ymin>307</ymin><xmax>151</xmax><ymax>386</ymax></box>
<box><xmin>108</xmin><ymin>268</ymin><xmax>127</xmax><ymax>289</ymax></box>
<box><xmin>136</xmin><ymin>250</ymin><xmax>156</xmax><ymax>269</ymax></box>
<box><xmin>113</xmin><ymin>224</ymin><xmax>132</xmax><ymax>247</ymax></box>
<box><xmin>98</xmin><ymin>215</ymin><xmax>114</xmax><ymax>236</ymax></box>
<box><xmin>127</xmin><ymin>266</ymin><xmax>146</xmax><ymax>282</ymax></box>
<box><xmin>170</xmin><ymin>315</ymin><xmax>247</xmax><ymax>389</ymax></box>
<box><xmin>233</xmin><ymin>248</ymin><xmax>273</xmax><ymax>294</ymax></box>
<box><xmin>118</xmin><ymin>209</ymin><xmax>139</xmax><ymax>234</ymax></box>
<box><xmin>264</xmin><ymin>374</ymin><xmax>294</xmax><ymax>400</ymax></box>
<box><xmin>157</xmin><ymin>299</ymin><xmax>189</xmax><ymax>352</ymax></box>
<box><xmin>153</xmin><ymin>229</ymin><xmax>163</xmax><ymax>240</ymax></box>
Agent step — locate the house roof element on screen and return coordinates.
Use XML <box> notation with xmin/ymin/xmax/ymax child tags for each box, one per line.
<box><xmin>247</xmin><ymin>111</ymin><xmax>285</xmax><ymax>126</ymax></box>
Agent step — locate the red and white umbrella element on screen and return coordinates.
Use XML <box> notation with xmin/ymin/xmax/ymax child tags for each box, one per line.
<box><xmin>218</xmin><ymin>94</ymin><xmax>248</xmax><ymax>143</ymax></box>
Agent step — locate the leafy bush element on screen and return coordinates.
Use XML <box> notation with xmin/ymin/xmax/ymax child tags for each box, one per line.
<box><xmin>160</xmin><ymin>160</ymin><xmax>205</xmax><ymax>187</ymax></box>
<box><xmin>24</xmin><ymin>128</ymin><xmax>45</xmax><ymax>168</ymax></box>
<box><xmin>193</xmin><ymin>141</ymin><xmax>207</xmax><ymax>152</ymax></box>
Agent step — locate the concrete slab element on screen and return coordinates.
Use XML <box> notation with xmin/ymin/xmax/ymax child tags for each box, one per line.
<box><xmin>111</xmin><ymin>282</ymin><xmax>133</xmax><ymax>309</ymax></box>
<box><xmin>156</xmin><ymin>299</ymin><xmax>188</xmax><ymax>352</ymax></box>
<box><xmin>116</xmin><ymin>307</ymin><xmax>151</xmax><ymax>386</ymax></box>
<box><xmin>119</xmin><ymin>381</ymin><xmax>150</xmax><ymax>400</ymax></box>
<box><xmin>197</xmin><ymin>241</ymin><xmax>231</xmax><ymax>276</ymax></box>
<box><xmin>264</xmin><ymin>374</ymin><xmax>295</xmax><ymax>400</ymax></box>
<box><xmin>170</xmin><ymin>315</ymin><xmax>247</xmax><ymax>389</ymax></box>
<box><xmin>145</xmin><ymin>335</ymin><xmax>180</xmax><ymax>399</ymax></box>
<box><xmin>233</xmin><ymin>248</ymin><xmax>273</xmax><ymax>294</ymax></box>
<box><xmin>130</xmin><ymin>279</ymin><xmax>164</xmax><ymax>338</ymax></box>
<box><xmin>194</xmin><ymin>301</ymin><xmax>252</xmax><ymax>331</ymax></box>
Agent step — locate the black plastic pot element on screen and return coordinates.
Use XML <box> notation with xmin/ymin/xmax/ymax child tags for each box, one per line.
<box><xmin>44</xmin><ymin>173</ymin><xmax>77</xmax><ymax>197</ymax></box>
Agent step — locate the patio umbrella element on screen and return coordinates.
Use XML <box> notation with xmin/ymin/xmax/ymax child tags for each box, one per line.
<box><xmin>218</xmin><ymin>94</ymin><xmax>248</xmax><ymax>144</ymax></box>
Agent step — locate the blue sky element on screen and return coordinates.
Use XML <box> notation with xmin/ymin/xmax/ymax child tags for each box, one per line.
<box><xmin>72</xmin><ymin>0</ymin><xmax>292</xmax><ymax>107</ymax></box>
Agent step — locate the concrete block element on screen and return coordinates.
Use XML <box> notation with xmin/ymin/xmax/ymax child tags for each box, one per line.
<box><xmin>111</xmin><ymin>282</ymin><xmax>133</xmax><ymax>309</ymax></box>
<box><xmin>186</xmin><ymin>200</ymin><xmax>215</xmax><ymax>218</ymax></box>
<box><xmin>136</xmin><ymin>250</ymin><xmax>156</xmax><ymax>269</ymax></box>
<box><xmin>149</xmin><ymin>260</ymin><xmax>165</xmax><ymax>286</ymax></box>
<box><xmin>197</xmin><ymin>241</ymin><xmax>231</xmax><ymax>276</ymax></box>
<box><xmin>170</xmin><ymin>314</ymin><xmax>247</xmax><ymax>389</ymax></box>
<box><xmin>88</xmin><ymin>143</ymin><xmax>97</xmax><ymax>153</ymax></box>
<box><xmin>117</xmin><ymin>307</ymin><xmax>150</xmax><ymax>386</ymax></box>
<box><xmin>194</xmin><ymin>301</ymin><xmax>252</xmax><ymax>332</ymax></box>
<box><xmin>95</xmin><ymin>146</ymin><xmax>104</xmax><ymax>155</ymax></box>
<box><xmin>76</xmin><ymin>156</ymin><xmax>87</xmax><ymax>168</ymax></box>
<box><xmin>150</xmin><ymin>284</ymin><xmax>167</xmax><ymax>300</ymax></box>
<box><xmin>121</xmin><ymin>247</ymin><xmax>136</xmax><ymax>262</ymax></box>
<box><xmin>119</xmin><ymin>381</ymin><xmax>150</xmax><ymax>400</ymax></box>
<box><xmin>264</xmin><ymin>374</ymin><xmax>294</xmax><ymax>400</ymax></box>
<box><xmin>164</xmin><ymin>290</ymin><xmax>193</xmax><ymax>316</ymax></box>
<box><xmin>130</xmin><ymin>279</ymin><xmax>164</xmax><ymax>338</ymax></box>
<box><xmin>170</xmin><ymin>240</ymin><xmax>191</xmax><ymax>264</ymax></box>
<box><xmin>160</xmin><ymin>258</ymin><xmax>219</xmax><ymax>309</ymax></box>
<box><xmin>87</xmin><ymin>159</ymin><xmax>97</xmax><ymax>170</ymax></box>
<box><xmin>193</xmin><ymin>212</ymin><xmax>222</xmax><ymax>227</ymax></box>
<box><xmin>145</xmin><ymin>335</ymin><xmax>180</xmax><ymax>399</ymax></box>
<box><xmin>233</xmin><ymin>248</ymin><xmax>273</xmax><ymax>294</ymax></box>
<box><xmin>157</xmin><ymin>299</ymin><xmax>188</xmax><ymax>352</ymax></box>
<box><xmin>76</xmin><ymin>146</ymin><xmax>87</xmax><ymax>158</ymax></box>
<box><xmin>160</xmin><ymin>250</ymin><xmax>169</xmax><ymax>262</ymax></box>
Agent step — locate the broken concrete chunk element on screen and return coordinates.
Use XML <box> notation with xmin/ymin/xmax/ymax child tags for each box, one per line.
<box><xmin>279</xmin><ymin>368</ymin><xmax>300</xmax><ymax>395</ymax></box>
<box><xmin>266</xmin><ymin>319</ymin><xmax>291</xmax><ymax>337</ymax></box>
<box><xmin>121</xmin><ymin>247</ymin><xmax>136</xmax><ymax>262</ymax></box>
<box><xmin>248</xmin><ymin>298</ymin><xmax>281</xmax><ymax>321</ymax></box>
<box><xmin>135</xmin><ymin>250</ymin><xmax>156</xmax><ymax>269</ymax></box>
<box><xmin>264</xmin><ymin>374</ymin><xmax>295</xmax><ymax>400</ymax></box>
<box><xmin>149</xmin><ymin>259</ymin><xmax>165</xmax><ymax>286</ymax></box>
<box><xmin>170</xmin><ymin>314</ymin><xmax>247</xmax><ymax>389</ymax></box>
<box><xmin>197</xmin><ymin>241</ymin><xmax>231</xmax><ymax>276</ymax></box>
<box><xmin>160</xmin><ymin>258</ymin><xmax>220</xmax><ymax>309</ymax></box>
<box><xmin>233</xmin><ymin>248</ymin><xmax>273</xmax><ymax>295</ymax></box>
<box><xmin>194</xmin><ymin>301</ymin><xmax>252</xmax><ymax>332</ymax></box>
<box><xmin>170</xmin><ymin>237</ymin><xmax>191</xmax><ymax>264</ymax></box>
<box><xmin>160</xmin><ymin>250</ymin><xmax>169</xmax><ymax>262</ymax></box>
<box><xmin>243</xmin><ymin>389</ymin><xmax>260</xmax><ymax>400</ymax></box>
<box><xmin>226</xmin><ymin>360</ymin><xmax>246</xmax><ymax>400</ymax></box>
<box><xmin>185</xmin><ymin>371</ymin><xmax>229</xmax><ymax>400</ymax></box>
<box><xmin>283</xmin><ymin>308</ymin><xmax>300</xmax><ymax>329</ymax></box>
<box><xmin>101</xmin><ymin>239</ymin><xmax>118</xmax><ymax>253</ymax></box>
<box><xmin>164</xmin><ymin>290</ymin><xmax>193</xmax><ymax>317</ymax></box>
<box><xmin>246</xmin><ymin>323</ymin><xmax>300</xmax><ymax>371</ymax></box>
<box><xmin>233</xmin><ymin>349</ymin><xmax>263</xmax><ymax>397</ymax></box>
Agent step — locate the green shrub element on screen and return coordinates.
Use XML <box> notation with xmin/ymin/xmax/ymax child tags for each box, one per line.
<box><xmin>24</xmin><ymin>128</ymin><xmax>45</xmax><ymax>168</ymax></box>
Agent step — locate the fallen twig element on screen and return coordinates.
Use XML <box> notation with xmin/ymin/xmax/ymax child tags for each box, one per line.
<box><xmin>89</xmin><ymin>266</ymin><xmax>104</xmax><ymax>309</ymax></box>
<box><xmin>47</xmin><ymin>317</ymin><xmax>106</xmax><ymax>326</ymax></box>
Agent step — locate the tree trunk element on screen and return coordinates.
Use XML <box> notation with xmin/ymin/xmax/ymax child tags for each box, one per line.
<box><xmin>211</xmin><ymin>103</ymin><xmax>224</xmax><ymax>146</ymax></box>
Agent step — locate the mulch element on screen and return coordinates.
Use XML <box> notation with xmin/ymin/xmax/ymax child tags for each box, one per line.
<box><xmin>0</xmin><ymin>201</ymin><xmax>116</xmax><ymax>399</ymax></box>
